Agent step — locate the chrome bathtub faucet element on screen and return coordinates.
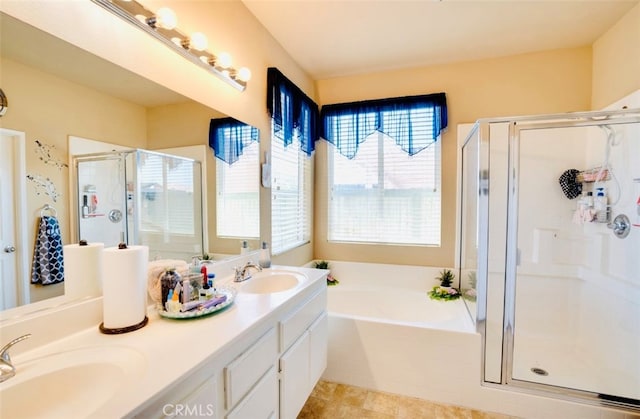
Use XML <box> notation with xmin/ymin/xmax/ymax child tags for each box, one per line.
<box><xmin>234</xmin><ymin>261</ymin><xmax>262</xmax><ymax>282</ymax></box>
<box><xmin>0</xmin><ymin>334</ymin><xmax>31</xmax><ymax>383</ymax></box>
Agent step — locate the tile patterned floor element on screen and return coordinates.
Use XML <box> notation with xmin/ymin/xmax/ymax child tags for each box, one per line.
<box><xmin>298</xmin><ymin>380</ymin><xmax>519</xmax><ymax>419</ymax></box>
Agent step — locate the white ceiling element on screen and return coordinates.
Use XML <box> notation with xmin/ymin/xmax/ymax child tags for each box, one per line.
<box><xmin>3</xmin><ymin>1</ymin><xmax>636</xmax><ymax>108</ymax></box>
<box><xmin>241</xmin><ymin>0</ymin><xmax>639</xmax><ymax>79</ymax></box>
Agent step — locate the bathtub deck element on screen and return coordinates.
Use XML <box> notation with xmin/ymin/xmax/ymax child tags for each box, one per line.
<box><xmin>298</xmin><ymin>380</ymin><xmax>518</xmax><ymax>419</ymax></box>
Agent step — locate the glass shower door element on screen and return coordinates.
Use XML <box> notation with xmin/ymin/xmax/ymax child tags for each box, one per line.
<box><xmin>508</xmin><ymin>120</ymin><xmax>640</xmax><ymax>404</ymax></box>
<box><xmin>76</xmin><ymin>154</ymin><xmax>127</xmax><ymax>248</ymax></box>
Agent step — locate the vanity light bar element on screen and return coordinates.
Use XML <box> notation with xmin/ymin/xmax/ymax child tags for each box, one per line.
<box><xmin>91</xmin><ymin>0</ymin><xmax>249</xmax><ymax>91</ymax></box>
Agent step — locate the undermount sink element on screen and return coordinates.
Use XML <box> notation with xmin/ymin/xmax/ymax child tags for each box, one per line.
<box><xmin>0</xmin><ymin>345</ymin><xmax>145</xmax><ymax>418</ymax></box>
<box><xmin>240</xmin><ymin>270</ymin><xmax>305</xmax><ymax>294</ymax></box>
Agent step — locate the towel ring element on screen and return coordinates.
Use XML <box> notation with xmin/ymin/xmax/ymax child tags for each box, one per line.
<box><xmin>40</xmin><ymin>204</ymin><xmax>57</xmax><ymax>218</ymax></box>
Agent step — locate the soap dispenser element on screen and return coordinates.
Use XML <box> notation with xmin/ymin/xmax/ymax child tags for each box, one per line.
<box><xmin>259</xmin><ymin>241</ymin><xmax>271</xmax><ymax>268</ymax></box>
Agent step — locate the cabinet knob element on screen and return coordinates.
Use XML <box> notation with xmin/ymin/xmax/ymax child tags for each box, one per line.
<box><xmin>3</xmin><ymin>246</ymin><xmax>16</xmax><ymax>253</ymax></box>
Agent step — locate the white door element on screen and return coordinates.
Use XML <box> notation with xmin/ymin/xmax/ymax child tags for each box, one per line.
<box><xmin>0</xmin><ymin>129</ymin><xmax>28</xmax><ymax>309</ymax></box>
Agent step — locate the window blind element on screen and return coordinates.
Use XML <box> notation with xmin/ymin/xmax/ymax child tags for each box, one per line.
<box><xmin>271</xmin><ymin>129</ymin><xmax>312</xmax><ymax>254</ymax></box>
<box><xmin>328</xmin><ymin>131</ymin><xmax>441</xmax><ymax>246</ymax></box>
<box><xmin>138</xmin><ymin>153</ymin><xmax>198</xmax><ymax>235</ymax></box>
<box><xmin>216</xmin><ymin>141</ymin><xmax>260</xmax><ymax>239</ymax></box>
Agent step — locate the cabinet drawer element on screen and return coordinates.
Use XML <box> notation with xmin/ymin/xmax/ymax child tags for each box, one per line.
<box><xmin>226</xmin><ymin>367</ymin><xmax>277</xmax><ymax>419</ymax></box>
<box><xmin>224</xmin><ymin>328</ymin><xmax>277</xmax><ymax>409</ymax></box>
<box><xmin>279</xmin><ymin>288</ymin><xmax>326</xmax><ymax>352</ymax></box>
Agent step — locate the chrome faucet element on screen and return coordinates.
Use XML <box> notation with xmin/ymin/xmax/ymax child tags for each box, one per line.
<box><xmin>234</xmin><ymin>261</ymin><xmax>263</xmax><ymax>282</ymax></box>
<box><xmin>0</xmin><ymin>334</ymin><xmax>31</xmax><ymax>383</ymax></box>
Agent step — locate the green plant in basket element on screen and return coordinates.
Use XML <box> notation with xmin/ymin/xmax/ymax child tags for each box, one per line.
<box><xmin>313</xmin><ymin>260</ymin><xmax>339</xmax><ymax>286</ymax></box>
<box><xmin>428</xmin><ymin>269</ymin><xmax>460</xmax><ymax>301</ymax></box>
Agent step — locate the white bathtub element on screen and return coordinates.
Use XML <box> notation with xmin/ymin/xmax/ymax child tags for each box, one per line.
<box><xmin>318</xmin><ymin>261</ymin><xmax>479</xmax><ymax>402</ymax></box>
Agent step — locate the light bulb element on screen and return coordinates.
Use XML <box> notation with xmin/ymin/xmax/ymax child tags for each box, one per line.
<box><xmin>155</xmin><ymin>7</ymin><xmax>177</xmax><ymax>30</ymax></box>
<box><xmin>236</xmin><ymin>67</ymin><xmax>252</xmax><ymax>82</ymax></box>
<box><xmin>189</xmin><ymin>32</ymin><xmax>208</xmax><ymax>51</ymax></box>
<box><xmin>217</xmin><ymin>52</ymin><xmax>232</xmax><ymax>69</ymax></box>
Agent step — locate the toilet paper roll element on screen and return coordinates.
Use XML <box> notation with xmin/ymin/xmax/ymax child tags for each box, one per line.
<box><xmin>63</xmin><ymin>242</ymin><xmax>104</xmax><ymax>300</ymax></box>
<box><xmin>102</xmin><ymin>244</ymin><xmax>149</xmax><ymax>330</ymax></box>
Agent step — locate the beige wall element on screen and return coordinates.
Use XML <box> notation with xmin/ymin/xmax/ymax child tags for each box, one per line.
<box><xmin>2</xmin><ymin>0</ymin><xmax>317</xmax><ymax>266</ymax></box>
<box><xmin>5</xmin><ymin>0</ymin><xmax>638</xmax><ymax>273</ymax></box>
<box><xmin>592</xmin><ymin>2</ymin><xmax>640</xmax><ymax>109</ymax></box>
<box><xmin>314</xmin><ymin>47</ymin><xmax>592</xmax><ymax>267</ymax></box>
<box><xmin>0</xmin><ymin>57</ymin><xmax>147</xmax><ymax>302</ymax></box>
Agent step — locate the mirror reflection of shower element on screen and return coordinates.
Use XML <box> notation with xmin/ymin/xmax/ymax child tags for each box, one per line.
<box><xmin>73</xmin><ymin>149</ymin><xmax>203</xmax><ymax>261</ymax></box>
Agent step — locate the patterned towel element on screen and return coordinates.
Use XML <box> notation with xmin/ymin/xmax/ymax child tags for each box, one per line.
<box><xmin>31</xmin><ymin>215</ymin><xmax>65</xmax><ymax>285</ymax></box>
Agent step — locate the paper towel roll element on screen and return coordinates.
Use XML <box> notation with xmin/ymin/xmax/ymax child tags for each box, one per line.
<box><xmin>102</xmin><ymin>244</ymin><xmax>149</xmax><ymax>330</ymax></box>
<box><xmin>63</xmin><ymin>242</ymin><xmax>104</xmax><ymax>300</ymax></box>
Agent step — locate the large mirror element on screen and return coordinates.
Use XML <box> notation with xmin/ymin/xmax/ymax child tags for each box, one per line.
<box><xmin>0</xmin><ymin>12</ymin><xmax>260</xmax><ymax>314</ymax></box>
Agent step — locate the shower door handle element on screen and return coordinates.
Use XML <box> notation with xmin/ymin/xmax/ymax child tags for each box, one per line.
<box><xmin>4</xmin><ymin>245</ymin><xmax>16</xmax><ymax>253</ymax></box>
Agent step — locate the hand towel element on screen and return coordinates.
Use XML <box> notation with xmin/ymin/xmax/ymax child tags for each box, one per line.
<box><xmin>31</xmin><ymin>215</ymin><xmax>65</xmax><ymax>285</ymax></box>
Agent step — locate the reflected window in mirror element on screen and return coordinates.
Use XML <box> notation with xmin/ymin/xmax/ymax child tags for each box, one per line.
<box><xmin>210</xmin><ymin>118</ymin><xmax>260</xmax><ymax>239</ymax></box>
<box><xmin>138</xmin><ymin>153</ymin><xmax>201</xmax><ymax>237</ymax></box>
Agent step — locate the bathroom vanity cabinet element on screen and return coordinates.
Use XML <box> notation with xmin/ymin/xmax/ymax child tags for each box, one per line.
<box><xmin>279</xmin><ymin>292</ymin><xmax>328</xmax><ymax>418</ymax></box>
<box><xmin>1</xmin><ymin>265</ymin><xmax>328</xmax><ymax>419</ymax></box>
<box><xmin>133</xmin><ymin>274</ymin><xmax>327</xmax><ymax>419</ymax></box>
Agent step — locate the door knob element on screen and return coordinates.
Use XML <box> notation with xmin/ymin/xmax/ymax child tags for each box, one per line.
<box><xmin>4</xmin><ymin>246</ymin><xmax>16</xmax><ymax>253</ymax></box>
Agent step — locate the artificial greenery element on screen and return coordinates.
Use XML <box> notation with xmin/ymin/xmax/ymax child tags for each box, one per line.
<box><xmin>314</xmin><ymin>260</ymin><xmax>329</xmax><ymax>269</ymax></box>
<box><xmin>428</xmin><ymin>269</ymin><xmax>460</xmax><ymax>301</ymax></box>
<box><xmin>313</xmin><ymin>260</ymin><xmax>339</xmax><ymax>286</ymax></box>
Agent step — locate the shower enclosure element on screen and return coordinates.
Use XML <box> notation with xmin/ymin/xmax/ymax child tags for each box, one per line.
<box><xmin>73</xmin><ymin>149</ymin><xmax>203</xmax><ymax>260</ymax></box>
<box><xmin>459</xmin><ymin>107</ymin><xmax>640</xmax><ymax>412</ymax></box>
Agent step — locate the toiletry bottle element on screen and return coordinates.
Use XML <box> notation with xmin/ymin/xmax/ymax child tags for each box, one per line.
<box><xmin>240</xmin><ymin>240</ymin><xmax>249</xmax><ymax>255</ymax></box>
<box><xmin>200</xmin><ymin>276</ymin><xmax>211</xmax><ymax>300</ymax></box>
<box><xmin>259</xmin><ymin>241</ymin><xmax>271</xmax><ymax>268</ymax></box>
<box><xmin>182</xmin><ymin>278</ymin><xmax>191</xmax><ymax>304</ymax></box>
<box><xmin>160</xmin><ymin>268</ymin><xmax>181</xmax><ymax>308</ymax></box>
<box><xmin>207</xmin><ymin>273</ymin><xmax>215</xmax><ymax>290</ymax></box>
<box><xmin>167</xmin><ymin>287</ymin><xmax>181</xmax><ymax>313</ymax></box>
<box><xmin>585</xmin><ymin>191</ymin><xmax>594</xmax><ymax>208</ymax></box>
<box><xmin>595</xmin><ymin>187</ymin><xmax>608</xmax><ymax>222</ymax></box>
<box><xmin>165</xmin><ymin>289</ymin><xmax>174</xmax><ymax>312</ymax></box>
<box><xmin>190</xmin><ymin>256</ymin><xmax>201</xmax><ymax>274</ymax></box>
<box><xmin>82</xmin><ymin>195</ymin><xmax>89</xmax><ymax>218</ymax></box>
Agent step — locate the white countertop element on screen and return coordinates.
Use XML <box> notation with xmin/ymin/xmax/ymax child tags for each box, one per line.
<box><xmin>3</xmin><ymin>265</ymin><xmax>327</xmax><ymax>418</ymax></box>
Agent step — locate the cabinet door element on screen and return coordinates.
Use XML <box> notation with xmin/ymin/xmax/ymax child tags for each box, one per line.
<box><xmin>225</xmin><ymin>328</ymin><xmax>277</xmax><ymax>408</ymax></box>
<box><xmin>226</xmin><ymin>367</ymin><xmax>277</xmax><ymax>419</ymax></box>
<box><xmin>309</xmin><ymin>312</ymin><xmax>328</xmax><ymax>387</ymax></box>
<box><xmin>279</xmin><ymin>331</ymin><xmax>310</xmax><ymax>419</ymax></box>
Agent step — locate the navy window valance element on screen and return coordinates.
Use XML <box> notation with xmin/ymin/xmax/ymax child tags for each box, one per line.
<box><xmin>267</xmin><ymin>67</ymin><xmax>319</xmax><ymax>155</ymax></box>
<box><xmin>209</xmin><ymin>117</ymin><xmax>259</xmax><ymax>165</ymax></box>
<box><xmin>320</xmin><ymin>93</ymin><xmax>447</xmax><ymax>159</ymax></box>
